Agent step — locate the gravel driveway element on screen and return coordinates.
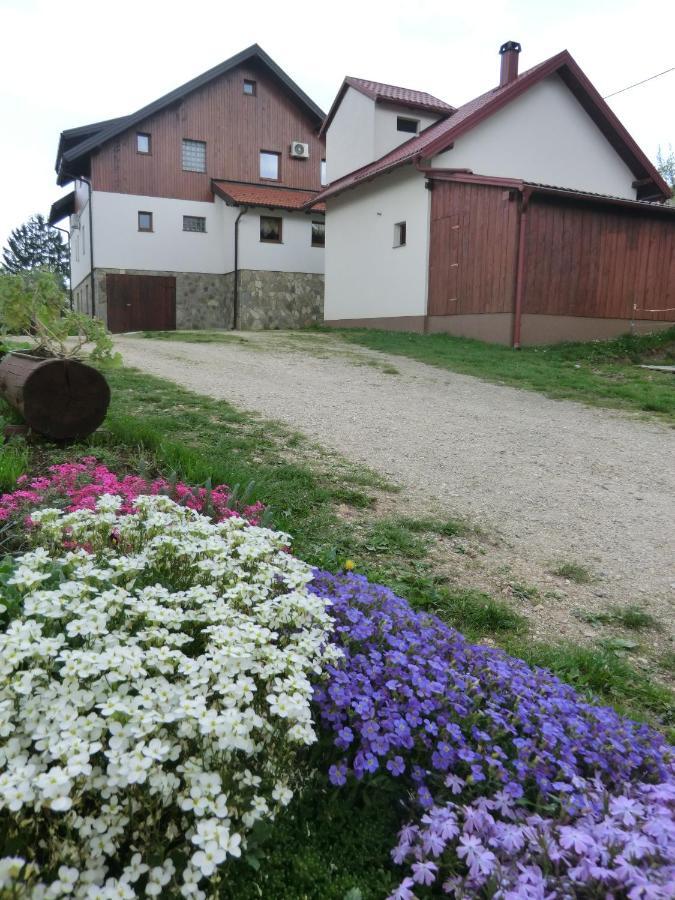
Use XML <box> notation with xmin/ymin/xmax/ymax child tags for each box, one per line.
<box><xmin>115</xmin><ymin>332</ymin><xmax>675</xmax><ymax>629</ymax></box>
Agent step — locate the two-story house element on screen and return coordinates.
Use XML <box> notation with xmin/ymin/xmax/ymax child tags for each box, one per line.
<box><xmin>49</xmin><ymin>45</ymin><xmax>326</xmax><ymax>332</ymax></box>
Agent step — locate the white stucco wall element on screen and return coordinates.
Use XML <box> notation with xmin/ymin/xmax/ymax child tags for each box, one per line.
<box><xmin>70</xmin><ymin>180</ymin><xmax>92</xmax><ymax>287</ymax></box>
<box><xmin>237</xmin><ymin>209</ymin><xmax>325</xmax><ymax>274</ymax></box>
<box><xmin>432</xmin><ymin>74</ymin><xmax>637</xmax><ymax>198</ymax></box>
<box><xmin>325</xmin><ymin>87</ymin><xmax>375</xmax><ymax>182</ymax></box>
<box><xmin>324</xmin><ymin>166</ymin><xmax>429</xmax><ymax>320</ymax></box>
<box><xmin>90</xmin><ymin>191</ymin><xmax>324</xmax><ymax>276</ymax></box>
<box><xmin>373</xmin><ymin>104</ymin><xmax>443</xmax><ymax>160</ymax></box>
<box><xmin>92</xmin><ymin>192</ymin><xmax>234</xmax><ymax>273</ymax></box>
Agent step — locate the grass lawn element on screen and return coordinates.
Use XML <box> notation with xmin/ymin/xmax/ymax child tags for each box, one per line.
<box><xmin>323</xmin><ymin>326</ymin><xmax>675</xmax><ymax>423</ymax></box>
<box><xmin>1</xmin><ymin>360</ymin><xmax>673</xmax><ymax>896</ymax></box>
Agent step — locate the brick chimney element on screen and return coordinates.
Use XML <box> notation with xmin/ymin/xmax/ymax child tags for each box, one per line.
<box><xmin>499</xmin><ymin>41</ymin><xmax>521</xmax><ymax>86</ymax></box>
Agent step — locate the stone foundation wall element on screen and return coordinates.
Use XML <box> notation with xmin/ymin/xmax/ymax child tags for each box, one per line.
<box><xmin>237</xmin><ymin>271</ymin><xmax>324</xmax><ymax>330</ymax></box>
<box><xmin>87</xmin><ymin>268</ymin><xmax>323</xmax><ymax>331</ymax></box>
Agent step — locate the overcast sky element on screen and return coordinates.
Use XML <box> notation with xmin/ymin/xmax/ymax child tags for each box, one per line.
<box><xmin>1</xmin><ymin>0</ymin><xmax>673</xmax><ymax>250</ymax></box>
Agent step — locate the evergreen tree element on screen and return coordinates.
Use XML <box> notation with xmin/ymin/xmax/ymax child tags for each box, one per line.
<box><xmin>656</xmin><ymin>145</ymin><xmax>675</xmax><ymax>197</ymax></box>
<box><xmin>2</xmin><ymin>214</ymin><xmax>69</xmax><ymax>286</ymax></box>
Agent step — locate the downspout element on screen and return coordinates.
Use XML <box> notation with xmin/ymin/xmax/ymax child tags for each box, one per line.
<box><xmin>47</xmin><ymin>222</ymin><xmax>73</xmax><ymax>309</ymax></box>
<box><xmin>512</xmin><ymin>188</ymin><xmax>530</xmax><ymax>349</ymax></box>
<box><xmin>232</xmin><ymin>207</ymin><xmax>248</xmax><ymax>330</ymax></box>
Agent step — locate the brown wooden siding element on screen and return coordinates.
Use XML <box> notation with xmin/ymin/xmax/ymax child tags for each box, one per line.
<box><xmin>91</xmin><ymin>61</ymin><xmax>324</xmax><ymax>201</ymax></box>
<box><xmin>522</xmin><ymin>197</ymin><xmax>675</xmax><ymax>320</ymax></box>
<box><xmin>428</xmin><ymin>182</ymin><xmax>520</xmax><ymax>316</ymax></box>
<box><xmin>428</xmin><ymin>181</ymin><xmax>675</xmax><ymax>322</ymax></box>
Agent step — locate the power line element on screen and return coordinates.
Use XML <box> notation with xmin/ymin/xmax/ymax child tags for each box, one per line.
<box><xmin>603</xmin><ymin>66</ymin><xmax>675</xmax><ymax>99</ymax></box>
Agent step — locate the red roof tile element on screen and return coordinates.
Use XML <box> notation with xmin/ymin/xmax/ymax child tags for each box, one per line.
<box><xmin>318</xmin><ymin>77</ymin><xmax>454</xmax><ymax>137</ymax></box>
<box><xmin>345</xmin><ymin>77</ymin><xmax>454</xmax><ymax>114</ymax></box>
<box><xmin>309</xmin><ymin>51</ymin><xmax>671</xmax><ymax>206</ymax></box>
<box><xmin>212</xmin><ymin>180</ymin><xmax>325</xmax><ymax>212</ymax></box>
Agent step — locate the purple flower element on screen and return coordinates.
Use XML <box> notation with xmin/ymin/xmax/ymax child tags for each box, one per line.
<box><xmin>411</xmin><ymin>860</ymin><xmax>437</xmax><ymax>885</ymax></box>
<box><xmin>387</xmin><ymin>756</ymin><xmax>406</xmax><ymax>777</ymax></box>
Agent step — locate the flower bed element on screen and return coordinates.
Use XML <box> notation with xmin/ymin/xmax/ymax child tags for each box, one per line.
<box><xmin>0</xmin><ymin>456</ymin><xmax>264</xmax><ymax>526</ymax></box>
<box><xmin>310</xmin><ymin>573</ymin><xmax>675</xmax><ymax>898</ymax></box>
<box><xmin>0</xmin><ymin>495</ymin><xmax>338</xmax><ymax>897</ymax></box>
<box><xmin>1</xmin><ymin>461</ymin><xmax>673</xmax><ymax>898</ymax></box>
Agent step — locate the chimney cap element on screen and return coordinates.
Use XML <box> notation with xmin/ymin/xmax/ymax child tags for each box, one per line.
<box><xmin>499</xmin><ymin>40</ymin><xmax>522</xmax><ymax>54</ymax></box>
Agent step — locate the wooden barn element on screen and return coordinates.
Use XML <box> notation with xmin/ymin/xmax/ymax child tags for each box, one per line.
<box><xmin>427</xmin><ymin>173</ymin><xmax>675</xmax><ymax>346</ymax></box>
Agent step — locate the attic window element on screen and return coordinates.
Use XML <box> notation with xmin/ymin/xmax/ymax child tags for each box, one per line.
<box><xmin>394</xmin><ymin>221</ymin><xmax>406</xmax><ymax>247</ymax></box>
<box><xmin>243</xmin><ymin>79</ymin><xmax>256</xmax><ymax>95</ymax></box>
<box><xmin>397</xmin><ymin>117</ymin><xmax>419</xmax><ymax>134</ymax></box>
<box><xmin>260</xmin><ymin>151</ymin><xmax>280</xmax><ymax>181</ymax></box>
<box><xmin>320</xmin><ymin>159</ymin><xmax>327</xmax><ymax>186</ymax></box>
<box><xmin>136</xmin><ymin>132</ymin><xmax>151</xmax><ymax>154</ymax></box>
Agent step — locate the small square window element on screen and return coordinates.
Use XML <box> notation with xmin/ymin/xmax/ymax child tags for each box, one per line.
<box><xmin>182</xmin><ymin>139</ymin><xmax>206</xmax><ymax>172</ymax></box>
<box><xmin>320</xmin><ymin>159</ymin><xmax>327</xmax><ymax>186</ymax></box>
<box><xmin>260</xmin><ymin>151</ymin><xmax>280</xmax><ymax>181</ymax></box>
<box><xmin>311</xmin><ymin>220</ymin><xmax>325</xmax><ymax>247</ymax></box>
<box><xmin>243</xmin><ymin>79</ymin><xmax>256</xmax><ymax>95</ymax></box>
<box><xmin>394</xmin><ymin>221</ymin><xmax>406</xmax><ymax>247</ymax></box>
<box><xmin>137</xmin><ymin>132</ymin><xmax>151</xmax><ymax>154</ymax></box>
<box><xmin>397</xmin><ymin>117</ymin><xmax>419</xmax><ymax>134</ymax></box>
<box><xmin>260</xmin><ymin>215</ymin><xmax>282</xmax><ymax>243</ymax></box>
<box><xmin>183</xmin><ymin>215</ymin><xmax>206</xmax><ymax>232</ymax></box>
<box><xmin>138</xmin><ymin>211</ymin><xmax>153</xmax><ymax>232</ymax></box>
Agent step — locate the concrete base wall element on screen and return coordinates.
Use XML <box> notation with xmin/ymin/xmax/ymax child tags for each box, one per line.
<box><xmin>238</xmin><ymin>271</ymin><xmax>324</xmax><ymax>330</ymax></box>
<box><xmin>87</xmin><ymin>268</ymin><xmax>323</xmax><ymax>331</ymax></box>
<box><xmin>323</xmin><ymin>315</ymin><xmax>426</xmax><ymax>333</ymax></box>
<box><xmin>520</xmin><ymin>314</ymin><xmax>675</xmax><ymax>346</ymax></box>
<box><xmin>324</xmin><ymin>312</ymin><xmax>674</xmax><ymax>346</ymax></box>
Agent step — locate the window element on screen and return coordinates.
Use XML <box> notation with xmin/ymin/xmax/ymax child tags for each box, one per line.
<box><xmin>243</xmin><ymin>79</ymin><xmax>256</xmax><ymax>95</ymax></box>
<box><xmin>311</xmin><ymin>220</ymin><xmax>325</xmax><ymax>247</ymax></box>
<box><xmin>183</xmin><ymin>215</ymin><xmax>206</xmax><ymax>232</ymax></box>
<box><xmin>81</xmin><ymin>224</ymin><xmax>86</xmax><ymax>255</ymax></box>
<box><xmin>320</xmin><ymin>158</ymin><xmax>327</xmax><ymax>186</ymax></box>
<box><xmin>394</xmin><ymin>221</ymin><xmax>407</xmax><ymax>247</ymax></box>
<box><xmin>137</xmin><ymin>132</ymin><xmax>151</xmax><ymax>154</ymax></box>
<box><xmin>259</xmin><ymin>151</ymin><xmax>280</xmax><ymax>181</ymax></box>
<box><xmin>397</xmin><ymin>117</ymin><xmax>419</xmax><ymax>134</ymax></box>
<box><xmin>182</xmin><ymin>139</ymin><xmax>206</xmax><ymax>172</ymax></box>
<box><xmin>138</xmin><ymin>211</ymin><xmax>153</xmax><ymax>232</ymax></box>
<box><xmin>260</xmin><ymin>215</ymin><xmax>282</xmax><ymax>243</ymax></box>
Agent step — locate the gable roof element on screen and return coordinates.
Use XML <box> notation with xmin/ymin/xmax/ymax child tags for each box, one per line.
<box><xmin>212</xmin><ymin>180</ymin><xmax>325</xmax><ymax>212</ymax></box>
<box><xmin>56</xmin><ymin>44</ymin><xmax>325</xmax><ymax>186</ymax></box>
<box><xmin>318</xmin><ymin>76</ymin><xmax>454</xmax><ymax>138</ymax></box>
<box><xmin>310</xmin><ymin>50</ymin><xmax>671</xmax><ymax>205</ymax></box>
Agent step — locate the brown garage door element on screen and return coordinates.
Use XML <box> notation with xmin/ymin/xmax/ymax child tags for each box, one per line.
<box><xmin>106</xmin><ymin>274</ymin><xmax>176</xmax><ymax>333</ymax></box>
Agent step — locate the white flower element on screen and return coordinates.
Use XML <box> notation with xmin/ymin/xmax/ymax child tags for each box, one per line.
<box><xmin>0</xmin><ymin>494</ymin><xmax>337</xmax><ymax>897</ymax></box>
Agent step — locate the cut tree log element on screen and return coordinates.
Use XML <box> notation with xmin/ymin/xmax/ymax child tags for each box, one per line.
<box><xmin>0</xmin><ymin>352</ymin><xmax>110</xmax><ymax>441</ymax></box>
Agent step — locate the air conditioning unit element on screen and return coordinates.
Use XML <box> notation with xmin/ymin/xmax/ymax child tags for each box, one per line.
<box><xmin>290</xmin><ymin>141</ymin><xmax>309</xmax><ymax>159</ymax></box>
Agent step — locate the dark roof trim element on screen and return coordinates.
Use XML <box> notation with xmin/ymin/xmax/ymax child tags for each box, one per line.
<box><xmin>423</xmin><ymin>170</ymin><xmax>675</xmax><ymax>216</ymax></box>
<box><xmin>55</xmin><ymin>115</ymin><xmax>130</xmax><ymax>173</ymax></box>
<box><xmin>319</xmin><ymin>76</ymin><xmax>454</xmax><ymax>138</ymax></box>
<box><xmin>48</xmin><ymin>192</ymin><xmax>75</xmax><ymax>225</ymax></box>
<box><xmin>58</xmin><ymin>45</ymin><xmax>325</xmax><ymax>185</ymax></box>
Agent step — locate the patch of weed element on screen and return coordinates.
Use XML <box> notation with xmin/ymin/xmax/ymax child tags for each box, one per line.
<box><xmin>550</xmin><ymin>561</ymin><xmax>594</xmax><ymax>584</ymax></box>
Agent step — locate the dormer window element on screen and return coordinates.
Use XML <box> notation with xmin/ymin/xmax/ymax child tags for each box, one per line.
<box><xmin>243</xmin><ymin>79</ymin><xmax>256</xmax><ymax>95</ymax></box>
<box><xmin>136</xmin><ymin>132</ymin><xmax>151</xmax><ymax>154</ymax></box>
<box><xmin>397</xmin><ymin>117</ymin><xmax>419</xmax><ymax>134</ymax></box>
